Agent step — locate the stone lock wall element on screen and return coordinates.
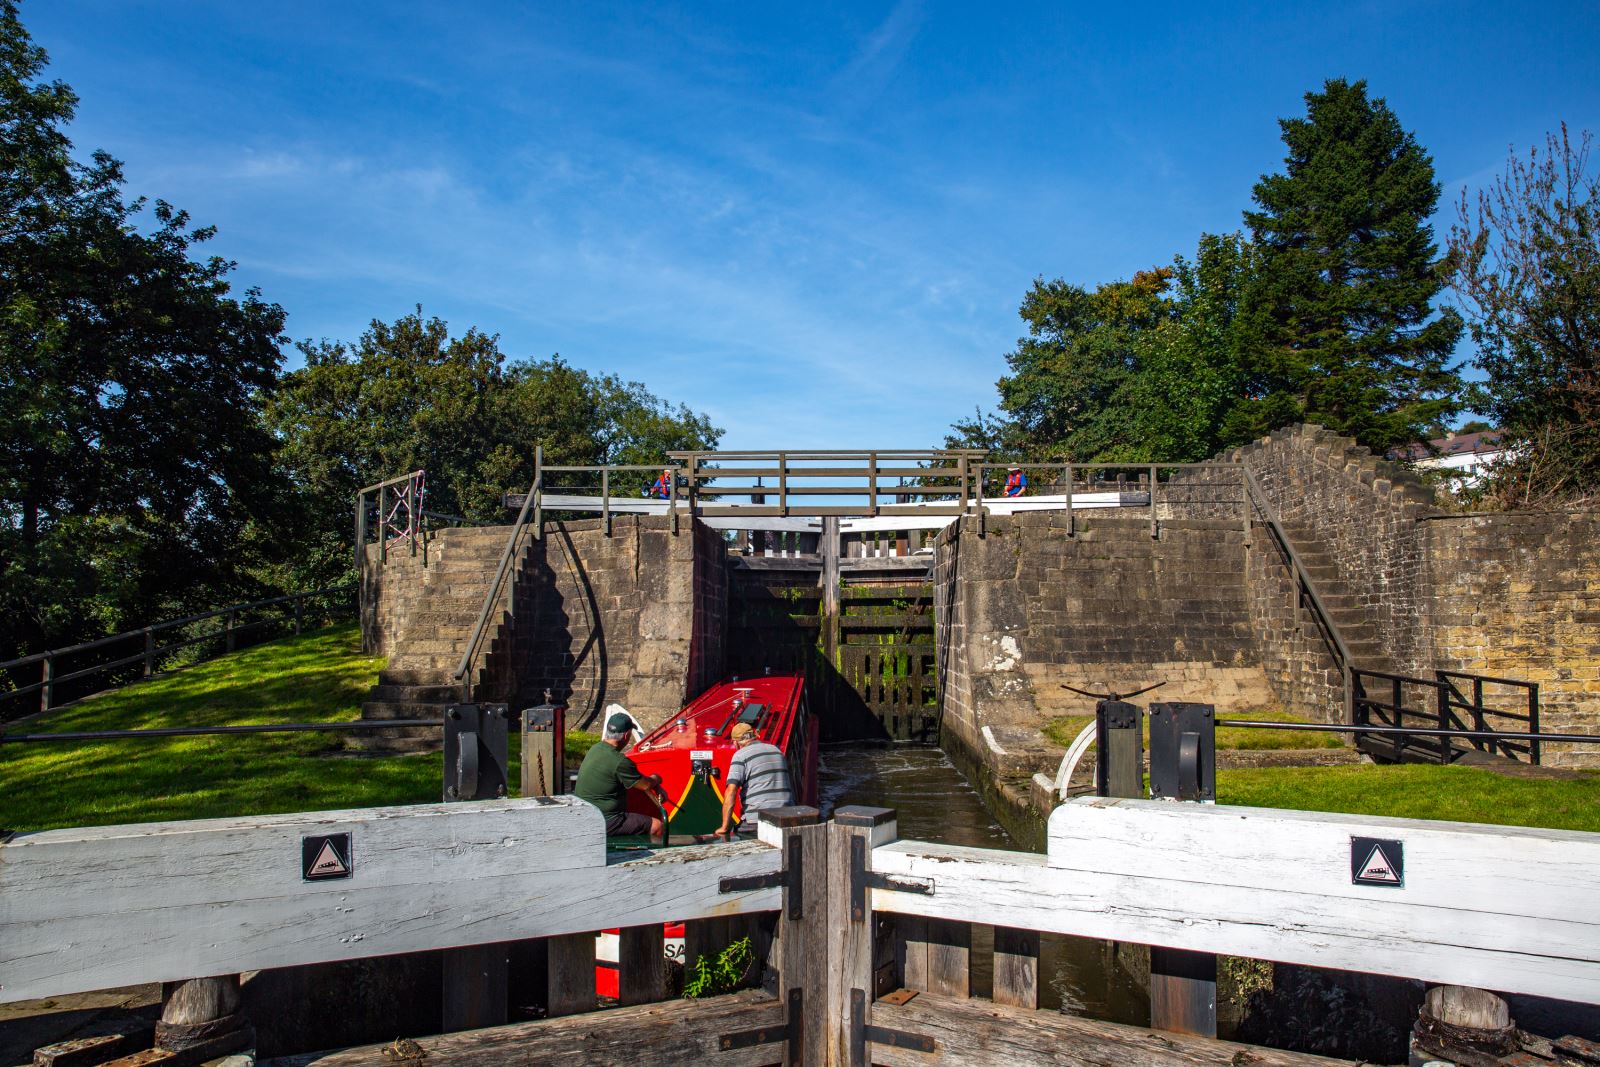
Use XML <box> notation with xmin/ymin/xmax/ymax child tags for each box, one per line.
<box><xmin>1422</xmin><ymin>512</ymin><xmax>1600</xmax><ymax>766</ymax></box>
<box><xmin>934</xmin><ymin>512</ymin><xmax>1278</xmax><ymax>755</ymax></box>
<box><xmin>363</xmin><ymin>515</ymin><xmax>728</xmax><ymax>732</ymax></box>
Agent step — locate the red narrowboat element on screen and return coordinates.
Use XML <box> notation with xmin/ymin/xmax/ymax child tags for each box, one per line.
<box><xmin>595</xmin><ymin>672</ymin><xmax>818</xmax><ymax>998</ymax></box>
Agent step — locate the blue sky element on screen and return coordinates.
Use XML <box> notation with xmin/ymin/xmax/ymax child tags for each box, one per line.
<box><xmin>27</xmin><ymin>1</ymin><xmax>1600</xmax><ymax>450</ymax></box>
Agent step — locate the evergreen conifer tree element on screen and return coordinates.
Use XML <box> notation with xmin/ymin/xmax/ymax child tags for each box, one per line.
<box><xmin>1243</xmin><ymin>79</ymin><xmax>1462</xmax><ymax>451</ymax></box>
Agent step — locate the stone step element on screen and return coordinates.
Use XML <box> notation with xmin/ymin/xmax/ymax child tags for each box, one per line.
<box><xmin>362</xmin><ymin>700</ymin><xmax>452</xmax><ymax>720</ymax></box>
<box><xmin>388</xmin><ymin>654</ymin><xmax>463</xmax><ymax>669</ymax></box>
<box><xmin>370</xmin><ymin>683</ymin><xmax>460</xmax><ymax>702</ymax></box>
<box><xmin>379</xmin><ymin>668</ymin><xmax>455</xmax><ymax>686</ymax></box>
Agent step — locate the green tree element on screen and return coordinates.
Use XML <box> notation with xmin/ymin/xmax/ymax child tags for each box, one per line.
<box><xmin>0</xmin><ymin>0</ymin><xmax>286</xmax><ymax>659</ymax></box>
<box><xmin>983</xmin><ymin>267</ymin><xmax>1176</xmax><ymax>462</ymax></box>
<box><xmin>1448</xmin><ymin>125</ymin><xmax>1600</xmax><ymax>504</ymax></box>
<box><xmin>266</xmin><ymin>309</ymin><xmax>720</xmax><ymax>589</ymax></box>
<box><xmin>951</xmin><ymin>233</ymin><xmax>1266</xmax><ymax>464</ymax></box>
<box><xmin>1243</xmin><ymin>78</ymin><xmax>1462</xmax><ymax>451</ymax></box>
<box><xmin>1241</xmin><ymin>79</ymin><xmax>1465</xmax><ymax>451</ymax></box>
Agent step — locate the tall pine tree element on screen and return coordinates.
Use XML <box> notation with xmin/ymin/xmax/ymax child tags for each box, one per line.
<box><xmin>1243</xmin><ymin>79</ymin><xmax>1461</xmax><ymax>452</ymax></box>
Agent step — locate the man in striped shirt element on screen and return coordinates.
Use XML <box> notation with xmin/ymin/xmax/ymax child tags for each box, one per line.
<box><xmin>716</xmin><ymin>721</ymin><xmax>794</xmax><ymax>838</ymax></box>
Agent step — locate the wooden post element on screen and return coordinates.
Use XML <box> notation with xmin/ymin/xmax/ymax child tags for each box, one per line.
<box><xmin>544</xmin><ymin>932</ymin><xmax>597</xmax><ymax>1017</ymax></box>
<box><xmin>617</xmin><ymin>924</ymin><xmax>665</xmax><ymax>1006</ymax></box>
<box><xmin>521</xmin><ymin>703</ymin><xmax>565</xmax><ymax>799</ymax></box>
<box><xmin>443</xmin><ymin>943</ymin><xmax>510</xmax><ymax>1031</ymax></box>
<box><xmin>293</xmin><ymin>597</ymin><xmax>303</xmax><ymax>636</ymax></box>
<box><xmin>354</xmin><ymin>490</ymin><xmax>367</xmax><ymax>572</ymax></box>
<box><xmin>901</xmin><ymin>917</ymin><xmax>970</xmax><ymax>998</ymax></box>
<box><xmin>1095</xmin><ymin>699</ymin><xmax>1143</xmax><ymax>801</ymax></box>
<box><xmin>1149</xmin><ymin>463</ymin><xmax>1159</xmax><ymax>538</ymax></box>
<box><xmin>533</xmin><ymin>445</ymin><xmax>543</xmax><ymax>541</ymax></box>
<box><xmin>41</xmin><ymin>655</ymin><xmax>53</xmax><ymax>713</ymax></box>
<box><xmin>821</xmin><ymin>517</ymin><xmax>840</xmax><ymax>666</ymax></box>
<box><xmin>759</xmin><ymin>806</ymin><xmax>822</xmax><ymax>1065</ymax></box>
<box><xmin>157</xmin><ymin>975</ymin><xmax>251</xmax><ymax>1058</ymax></box>
<box><xmin>828</xmin><ymin>806</ymin><xmax>896</xmax><ymax>1067</ymax></box>
<box><xmin>144</xmin><ymin>628</ymin><xmax>155</xmax><ymax>678</ymax></box>
<box><xmin>1412</xmin><ymin>985</ymin><xmax>1516</xmax><ymax>1064</ymax></box>
<box><xmin>992</xmin><ymin>927</ymin><xmax>1039</xmax><ymax>1009</ymax></box>
<box><xmin>225</xmin><ymin>611</ymin><xmax>236</xmax><ymax>653</ymax></box>
<box><xmin>975</xmin><ymin>464</ymin><xmax>986</xmax><ymax>537</ymax></box>
<box><xmin>1144</xmin><ymin>703</ymin><xmax>1218</xmax><ymax>1038</ymax></box>
<box><xmin>378</xmin><ymin>484</ymin><xmax>388</xmax><ymax>564</ymax></box>
<box><xmin>1064</xmin><ymin>463</ymin><xmax>1074</xmax><ymax>537</ymax></box>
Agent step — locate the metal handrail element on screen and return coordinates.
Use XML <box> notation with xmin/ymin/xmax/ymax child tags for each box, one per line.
<box><xmin>1240</xmin><ymin>469</ymin><xmax>1356</xmax><ymax>719</ymax></box>
<box><xmin>453</xmin><ymin>446</ymin><xmax>542</xmax><ymax>701</ymax></box>
<box><xmin>1214</xmin><ymin>718</ymin><xmax>1600</xmax><ymax>746</ymax></box>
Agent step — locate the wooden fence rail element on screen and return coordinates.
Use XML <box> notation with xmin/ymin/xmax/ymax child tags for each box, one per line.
<box><xmin>5</xmin><ymin>795</ymin><xmax>1596</xmax><ymax>1064</ymax></box>
<box><xmin>0</xmin><ymin>584</ymin><xmax>355</xmax><ymax>720</ymax></box>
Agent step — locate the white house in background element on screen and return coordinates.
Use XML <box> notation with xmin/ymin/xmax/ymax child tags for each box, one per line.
<box><xmin>1389</xmin><ymin>429</ymin><xmax>1506</xmax><ymax>488</ymax></box>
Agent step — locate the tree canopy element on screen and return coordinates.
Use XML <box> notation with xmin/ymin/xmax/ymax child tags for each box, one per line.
<box><xmin>265</xmin><ymin>309</ymin><xmax>720</xmax><ymax>590</ymax></box>
<box><xmin>954</xmin><ymin>78</ymin><xmax>1464</xmax><ymax>465</ymax></box>
<box><xmin>0</xmin><ymin>0</ymin><xmax>286</xmax><ymax>658</ymax></box>
<box><xmin>1448</xmin><ymin>125</ymin><xmax>1600</xmax><ymax>505</ymax></box>
<box><xmin>1244</xmin><ymin>78</ymin><xmax>1462</xmax><ymax>451</ymax></box>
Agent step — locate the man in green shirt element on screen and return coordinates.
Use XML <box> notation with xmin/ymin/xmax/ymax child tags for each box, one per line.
<box><xmin>575</xmin><ymin>710</ymin><xmax>664</xmax><ymax>837</ymax></box>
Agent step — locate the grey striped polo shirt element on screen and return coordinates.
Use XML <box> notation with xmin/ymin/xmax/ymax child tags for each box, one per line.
<box><xmin>727</xmin><ymin>741</ymin><xmax>794</xmax><ymax>821</ymax></box>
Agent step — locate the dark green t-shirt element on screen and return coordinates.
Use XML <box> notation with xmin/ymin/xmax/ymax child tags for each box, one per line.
<box><xmin>574</xmin><ymin>741</ymin><xmax>642</xmax><ymax>816</ymax></box>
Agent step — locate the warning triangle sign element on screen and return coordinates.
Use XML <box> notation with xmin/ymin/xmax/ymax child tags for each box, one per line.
<box><xmin>302</xmin><ymin>832</ymin><xmax>352</xmax><ymax>880</ymax></box>
<box><xmin>308</xmin><ymin>840</ymin><xmax>348</xmax><ymax>877</ymax></box>
<box><xmin>1357</xmin><ymin>844</ymin><xmax>1400</xmax><ymax>883</ymax></box>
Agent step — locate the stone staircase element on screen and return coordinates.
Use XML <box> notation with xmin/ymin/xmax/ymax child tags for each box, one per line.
<box><xmin>353</xmin><ymin>527</ymin><xmax>525</xmax><ymax>755</ymax></box>
<box><xmin>1277</xmin><ymin>520</ymin><xmax>1397</xmax><ymax>676</ymax></box>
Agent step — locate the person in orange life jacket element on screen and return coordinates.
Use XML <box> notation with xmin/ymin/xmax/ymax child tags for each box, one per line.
<box><xmin>642</xmin><ymin>468</ymin><xmax>672</xmax><ymax>499</ymax></box>
<box><xmin>716</xmin><ymin>721</ymin><xmax>795</xmax><ymax>839</ymax></box>
<box><xmin>1004</xmin><ymin>466</ymin><xmax>1028</xmax><ymax>497</ymax></box>
<box><xmin>574</xmin><ymin>710</ymin><xmax>665</xmax><ymax>837</ymax></box>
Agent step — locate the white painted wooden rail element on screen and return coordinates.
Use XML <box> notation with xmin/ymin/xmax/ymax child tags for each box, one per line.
<box><xmin>0</xmin><ymin>795</ymin><xmax>780</xmax><ymax>1004</ymax></box>
<box><xmin>870</xmin><ymin>797</ymin><xmax>1600</xmax><ymax>1004</ymax></box>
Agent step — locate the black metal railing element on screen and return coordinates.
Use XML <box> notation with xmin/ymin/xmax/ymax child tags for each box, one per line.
<box><xmin>0</xmin><ymin>585</ymin><xmax>356</xmax><ymax>722</ymax></box>
<box><xmin>1352</xmin><ymin>667</ymin><xmax>1543</xmax><ymax>764</ymax></box>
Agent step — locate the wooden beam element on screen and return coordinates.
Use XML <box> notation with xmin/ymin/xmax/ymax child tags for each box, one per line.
<box><xmin>300</xmin><ymin>989</ymin><xmax>786</xmax><ymax>1066</ymax></box>
<box><xmin>866</xmin><ymin>989</ymin><xmax>1357</xmax><ymax>1067</ymax></box>
<box><xmin>866</xmin><ymin>799</ymin><xmax>1600</xmax><ymax>1003</ymax></box>
<box><xmin>0</xmin><ymin>797</ymin><xmax>780</xmax><ymax>1003</ymax></box>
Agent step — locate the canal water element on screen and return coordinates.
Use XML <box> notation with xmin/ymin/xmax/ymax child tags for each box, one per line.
<box><xmin>815</xmin><ymin>741</ymin><xmax>1148</xmax><ymax>1024</ymax></box>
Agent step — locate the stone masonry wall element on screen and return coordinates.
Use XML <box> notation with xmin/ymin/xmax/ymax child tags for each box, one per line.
<box><xmin>1228</xmin><ymin>424</ymin><xmax>1440</xmax><ymax>676</ymax></box>
<box><xmin>364</xmin><ymin>515</ymin><xmax>726</xmax><ymax>732</ymax></box>
<box><xmin>1423</xmin><ymin>512</ymin><xmax>1600</xmax><ymax>767</ymax></box>
<box><xmin>935</xmin><ymin>512</ymin><xmax>1276</xmax><ymax>754</ymax></box>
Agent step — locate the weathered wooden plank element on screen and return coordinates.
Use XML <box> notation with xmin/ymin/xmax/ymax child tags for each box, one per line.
<box><xmin>866</xmin><ymin>990</ymin><xmax>1357</xmax><ymax>1066</ymax></box>
<box><xmin>991</xmin><ymin>926</ymin><xmax>1039</xmax><ymax>1009</ymax></box>
<box><xmin>618</xmin><ymin>924</ymin><xmax>665</xmax><ymax>1006</ymax></box>
<box><xmin>1</xmin><ymin>797</ymin><xmax>780</xmax><ymax>1003</ymax></box>
<box><xmin>922</xmin><ymin>919</ymin><xmax>970</xmax><ymax>999</ymax></box>
<box><xmin>867</xmin><ymin>799</ymin><xmax>1600</xmax><ymax>1003</ymax></box>
<box><xmin>545</xmin><ymin>932</ymin><xmax>596</xmax><ymax>1018</ymax></box>
<box><xmin>302</xmin><ymin>989</ymin><xmax>786</xmax><ymax>1066</ymax></box>
<box><xmin>441</xmin><ymin>944</ymin><xmax>508</xmax><ymax>1032</ymax></box>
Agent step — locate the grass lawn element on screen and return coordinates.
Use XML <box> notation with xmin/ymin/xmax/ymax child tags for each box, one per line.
<box><xmin>1044</xmin><ymin>708</ymin><xmax>1346</xmax><ymax>751</ymax></box>
<box><xmin>1217</xmin><ymin>763</ymin><xmax>1600</xmax><ymax>833</ymax></box>
<box><xmin>0</xmin><ymin>624</ymin><xmax>597</xmax><ymax>833</ymax></box>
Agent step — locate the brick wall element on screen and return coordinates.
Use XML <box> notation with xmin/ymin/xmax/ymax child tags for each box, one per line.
<box><xmin>1423</xmin><ymin>512</ymin><xmax>1600</xmax><ymax>767</ymax></box>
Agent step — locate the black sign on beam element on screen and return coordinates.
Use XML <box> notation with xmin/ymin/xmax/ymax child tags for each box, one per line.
<box><xmin>302</xmin><ymin>832</ymin><xmax>352</xmax><ymax>881</ymax></box>
<box><xmin>1351</xmin><ymin>836</ymin><xmax>1405</xmax><ymax>888</ymax></box>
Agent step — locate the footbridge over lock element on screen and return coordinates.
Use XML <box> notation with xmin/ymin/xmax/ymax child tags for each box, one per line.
<box><xmin>357</xmin><ymin>427</ymin><xmax>1600</xmax><ymax>775</ymax></box>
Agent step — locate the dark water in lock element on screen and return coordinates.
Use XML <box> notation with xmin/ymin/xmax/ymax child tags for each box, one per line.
<box><xmin>815</xmin><ymin>741</ymin><xmax>1148</xmax><ymax>1024</ymax></box>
